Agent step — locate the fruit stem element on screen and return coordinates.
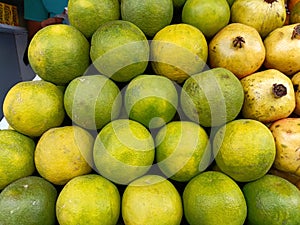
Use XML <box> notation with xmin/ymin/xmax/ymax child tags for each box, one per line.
<box><xmin>233</xmin><ymin>36</ymin><xmax>245</xmax><ymax>48</ymax></box>
<box><xmin>273</xmin><ymin>83</ymin><xmax>287</xmax><ymax>98</ymax></box>
<box><xmin>291</xmin><ymin>25</ymin><xmax>300</xmax><ymax>40</ymax></box>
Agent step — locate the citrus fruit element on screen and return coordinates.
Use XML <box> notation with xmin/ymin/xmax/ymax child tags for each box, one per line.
<box><xmin>122</xmin><ymin>175</ymin><xmax>183</xmax><ymax>225</ymax></box>
<box><xmin>28</xmin><ymin>24</ymin><xmax>90</xmax><ymax>85</ymax></box>
<box><xmin>56</xmin><ymin>174</ymin><xmax>120</xmax><ymax>225</ymax></box>
<box><xmin>155</xmin><ymin>121</ymin><xmax>211</xmax><ymax>182</ymax></box>
<box><xmin>124</xmin><ymin>74</ymin><xmax>178</xmax><ymax>129</ymax></box>
<box><xmin>243</xmin><ymin>174</ymin><xmax>300</xmax><ymax>225</ymax></box>
<box><xmin>213</xmin><ymin>119</ymin><xmax>276</xmax><ymax>182</ymax></box>
<box><xmin>0</xmin><ymin>130</ymin><xmax>35</xmax><ymax>190</ymax></box>
<box><xmin>290</xmin><ymin>2</ymin><xmax>300</xmax><ymax>23</ymax></box>
<box><xmin>93</xmin><ymin>119</ymin><xmax>155</xmax><ymax>185</ymax></box>
<box><xmin>180</xmin><ymin>67</ymin><xmax>244</xmax><ymax>127</ymax></box>
<box><xmin>121</xmin><ymin>0</ymin><xmax>173</xmax><ymax>37</ymax></box>
<box><xmin>34</xmin><ymin>125</ymin><xmax>94</xmax><ymax>185</ymax></box>
<box><xmin>68</xmin><ymin>0</ymin><xmax>120</xmax><ymax>38</ymax></box>
<box><xmin>150</xmin><ymin>23</ymin><xmax>208</xmax><ymax>83</ymax></box>
<box><xmin>64</xmin><ymin>75</ymin><xmax>122</xmax><ymax>130</ymax></box>
<box><xmin>90</xmin><ymin>20</ymin><xmax>149</xmax><ymax>82</ymax></box>
<box><xmin>182</xmin><ymin>0</ymin><xmax>230</xmax><ymax>39</ymax></box>
<box><xmin>269</xmin><ymin>118</ymin><xmax>300</xmax><ymax>176</ymax></box>
<box><xmin>241</xmin><ymin>69</ymin><xmax>295</xmax><ymax>123</ymax></box>
<box><xmin>182</xmin><ymin>171</ymin><xmax>247</xmax><ymax>225</ymax></box>
<box><xmin>0</xmin><ymin>176</ymin><xmax>57</xmax><ymax>225</ymax></box>
<box><xmin>3</xmin><ymin>80</ymin><xmax>65</xmax><ymax>137</ymax></box>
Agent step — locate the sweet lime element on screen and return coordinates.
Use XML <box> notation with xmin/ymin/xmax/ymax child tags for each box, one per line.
<box><xmin>68</xmin><ymin>0</ymin><xmax>120</xmax><ymax>38</ymax></box>
<box><xmin>155</xmin><ymin>121</ymin><xmax>211</xmax><ymax>182</ymax></box>
<box><xmin>124</xmin><ymin>74</ymin><xmax>178</xmax><ymax>129</ymax></box>
<box><xmin>0</xmin><ymin>130</ymin><xmax>35</xmax><ymax>190</ymax></box>
<box><xmin>181</xmin><ymin>67</ymin><xmax>244</xmax><ymax>127</ymax></box>
<box><xmin>34</xmin><ymin>125</ymin><xmax>94</xmax><ymax>185</ymax></box>
<box><xmin>183</xmin><ymin>171</ymin><xmax>247</xmax><ymax>225</ymax></box>
<box><xmin>64</xmin><ymin>75</ymin><xmax>122</xmax><ymax>130</ymax></box>
<box><xmin>93</xmin><ymin>119</ymin><xmax>155</xmax><ymax>185</ymax></box>
<box><xmin>56</xmin><ymin>174</ymin><xmax>120</xmax><ymax>225</ymax></box>
<box><xmin>122</xmin><ymin>175</ymin><xmax>183</xmax><ymax>225</ymax></box>
<box><xmin>90</xmin><ymin>20</ymin><xmax>149</xmax><ymax>82</ymax></box>
<box><xmin>121</xmin><ymin>0</ymin><xmax>173</xmax><ymax>37</ymax></box>
<box><xmin>3</xmin><ymin>80</ymin><xmax>65</xmax><ymax>137</ymax></box>
<box><xmin>150</xmin><ymin>23</ymin><xmax>208</xmax><ymax>83</ymax></box>
<box><xmin>243</xmin><ymin>174</ymin><xmax>300</xmax><ymax>225</ymax></box>
<box><xmin>28</xmin><ymin>24</ymin><xmax>90</xmax><ymax>85</ymax></box>
<box><xmin>0</xmin><ymin>176</ymin><xmax>57</xmax><ymax>225</ymax></box>
<box><xmin>213</xmin><ymin>119</ymin><xmax>276</xmax><ymax>182</ymax></box>
<box><xmin>182</xmin><ymin>0</ymin><xmax>230</xmax><ymax>39</ymax></box>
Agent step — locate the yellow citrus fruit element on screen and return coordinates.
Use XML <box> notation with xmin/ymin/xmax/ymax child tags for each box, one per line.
<box><xmin>183</xmin><ymin>171</ymin><xmax>247</xmax><ymax>225</ymax></box>
<box><xmin>93</xmin><ymin>119</ymin><xmax>155</xmax><ymax>185</ymax></box>
<box><xmin>64</xmin><ymin>75</ymin><xmax>122</xmax><ymax>130</ymax></box>
<box><xmin>0</xmin><ymin>176</ymin><xmax>57</xmax><ymax>225</ymax></box>
<box><xmin>34</xmin><ymin>125</ymin><xmax>94</xmax><ymax>185</ymax></box>
<box><xmin>122</xmin><ymin>174</ymin><xmax>183</xmax><ymax>225</ymax></box>
<box><xmin>150</xmin><ymin>23</ymin><xmax>208</xmax><ymax>83</ymax></box>
<box><xmin>182</xmin><ymin>0</ymin><xmax>230</xmax><ymax>39</ymax></box>
<box><xmin>243</xmin><ymin>174</ymin><xmax>300</xmax><ymax>225</ymax></box>
<box><xmin>124</xmin><ymin>74</ymin><xmax>178</xmax><ymax>129</ymax></box>
<box><xmin>28</xmin><ymin>24</ymin><xmax>90</xmax><ymax>85</ymax></box>
<box><xmin>90</xmin><ymin>20</ymin><xmax>149</xmax><ymax>82</ymax></box>
<box><xmin>213</xmin><ymin>119</ymin><xmax>276</xmax><ymax>182</ymax></box>
<box><xmin>120</xmin><ymin>0</ymin><xmax>173</xmax><ymax>37</ymax></box>
<box><xmin>68</xmin><ymin>0</ymin><xmax>120</xmax><ymax>38</ymax></box>
<box><xmin>0</xmin><ymin>130</ymin><xmax>35</xmax><ymax>190</ymax></box>
<box><xmin>3</xmin><ymin>80</ymin><xmax>65</xmax><ymax>137</ymax></box>
<box><xmin>181</xmin><ymin>67</ymin><xmax>244</xmax><ymax>127</ymax></box>
<box><xmin>56</xmin><ymin>174</ymin><xmax>120</xmax><ymax>225</ymax></box>
<box><xmin>155</xmin><ymin>121</ymin><xmax>211</xmax><ymax>182</ymax></box>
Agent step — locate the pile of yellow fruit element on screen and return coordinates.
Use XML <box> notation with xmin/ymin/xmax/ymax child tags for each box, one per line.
<box><xmin>1</xmin><ymin>0</ymin><xmax>300</xmax><ymax>224</ymax></box>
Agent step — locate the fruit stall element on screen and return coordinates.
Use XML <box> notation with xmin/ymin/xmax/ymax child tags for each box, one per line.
<box><xmin>1</xmin><ymin>0</ymin><xmax>300</xmax><ymax>224</ymax></box>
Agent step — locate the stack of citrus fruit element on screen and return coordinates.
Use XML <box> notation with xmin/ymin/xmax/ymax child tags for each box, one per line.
<box><xmin>1</xmin><ymin>0</ymin><xmax>300</xmax><ymax>224</ymax></box>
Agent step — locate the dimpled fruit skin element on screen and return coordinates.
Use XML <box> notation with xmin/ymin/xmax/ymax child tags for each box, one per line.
<box><xmin>0</xmin><ymin>176</ymin><xmax>57</xmax><ymax>225</ymax></box>
<box><xmin>3</xmin><ymin>80</ymin><xmax>65</xmax><ymax>137</ymax></box>
<box><xmin>183</xmin><ymin>171</ymin><xmax>247</xmax><ymax>225</ymax></box>
<box><xmin>243</xmin><ymin>174</ymin><xmax>300</xmax><ymax>225</ymax></box>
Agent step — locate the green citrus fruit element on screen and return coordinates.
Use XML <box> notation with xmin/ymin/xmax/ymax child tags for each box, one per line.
<box><xmin>68</xmin><ymin>0</ymin><xmax>120</xmax><ymax>38</ymax></box>
<box><xmin>34</xmin><ymin>125</ymin><xmax>94</xmax><ymax>185</ymax></box>
<box><xmin>122</xmin><ymin>175</ymin><xmax>183</xmax><ymax>225</ymax></box>
<box><xmin>28</xmin><ymin>24</ymin><xmax>90</xmax><ymax>85</ymax></box>
<box><xmin>183</xmin><ymin>171</ymin><xmax>247</xmax><ymax>225</ymax></box>
<box><xmin>243</xmin><ymin>174</ymin><xmax>300</xmax><ymax>225</ymax></box>
<box><xmin>64</xmin><ymin>75</ymin><xmax>122</xmax><ymax>130</ymax></box>
<box><xmin>180</xmin><ymin>67</ymin><xmax>244</xmax><ymax>127</ymax></box>
<box><xmin>124</xmin><ymin>74</ymin><xmax>178</xmax><ymax>129</ymax></box>
<box><xmin>90</xmin><ymin>20</ymin><xmax>149</xmax><ymax>82</ymax></box>
<box><xmin>3</xmin><ymin>80</ymin><xmax>65</xmax><ymax>137</ymax></box>
<box><xmin>93</xmin><ymin>119</ymin><xmax>155</xmax><ymax>185</ymax></box>
<box><xmin>56</xmin><ymin>174</ymin><xmax>120</xmax><ymax>225</ymax></box>
<box><xmin>182</xmin><ymin>0</ymin><xmax>230</xmax><ymax>39</ymax></box>
<box><xmin>213</xmin><ymin>119</ymin><xmax>276</xmax><ymax>182</ymax></box>
<box><xmin>155</xmin><ymin>121</ymin><xmax>211</xmax><ymax>182</ymax></box>
<box><xmin>290</xmin><ymin>2</ymin><xmax>300</xmax><ymax>23</ymax></box>
<box><xmin>0</xmin><ymin>130</ymin><xmax>35</xmax><ymax>190</ymax></box>
<box><xmin>0</xmin><ymin>176</ymin><xmax>57</xmax><ymax>225</ymax></box>
<box><xmin>121</xmin><ymin>0</ymin><xmax>173</xmax><ymax>37</ymax></box>
<box><xmin>150</xmin><ymin>23</ymin><xmax>208</xmax><ymax>83</ymax></box>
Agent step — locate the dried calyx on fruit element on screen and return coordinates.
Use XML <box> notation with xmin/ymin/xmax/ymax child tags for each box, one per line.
<box><xmin>233</xmin><ymin>36</ymin><xmax>246</xmax><ymax>48</ymax></box>
<box><xmin>273</xmin><ymin>83</ymin><xmax>287</xmax><ymax>98</ymax></box>
<box><xmin>292</xmin><ymin>24</ymin><xmax>300</xmax><ymax>39</ymax></box>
